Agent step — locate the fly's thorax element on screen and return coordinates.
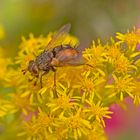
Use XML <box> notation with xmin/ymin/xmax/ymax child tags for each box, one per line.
<box><xmin>35</xmin><ymin>51</ymin><xmax>53</xmax><ymax>70</ymax></box>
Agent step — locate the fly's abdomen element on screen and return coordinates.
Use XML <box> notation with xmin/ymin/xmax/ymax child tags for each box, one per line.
<box><xmin>55</xmin><ymin>47</ymin><xmax>78</xmax><ymax>62</ymax></box>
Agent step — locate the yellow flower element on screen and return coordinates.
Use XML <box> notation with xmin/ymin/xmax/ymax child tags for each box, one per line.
<box><xmin>78</xmin><ymin>71</ymin><xmax>105</xmax><ymax>101</ymax></box>
<box><xmin>18</xmin><ymin>119</ymin><xmax>43</xmax><ymax>140</ymax></box>
<box><xmin>10</xmin><ymin>93</ymin><xmax>31</xmax><ymax>115</ymax></box>
<box><xmin>37</xmin><ymin>109</ymin><xmax>56</xmax><ymax>135</ymax></box>
<box><xmin>105</xmin><ymin>43</ymin><xmax>121</xmax><ymax>63</ymax></box>
<box><xmin>4</xmin><ymin>69</ymin><xmax>25</xmax><ymax>87</ymax></box>
<box><xmin>60</xmin><ymin>108</ymin><xmax>92</xmax><ymax>140</ymax></box>
<box><xmin>38</xmin><ymin>70</ymin><xmax>66</xmax><ymax>99</ymax></box>
<box><xmin>113</xmin><ymin>54</ymin><xmax>137</xmax><ymax>74</ymax></box>
<box><xmin>116</xmin><ymin>27</ymin><xmax>140</xmax><ymax>50</ymax></box>
<box><xmin>106</xmin><ymin>74</ymin><xmax>135</xmax><ymax>100</ymax></box>
<box><xmin>83</xmin><ymin>40</ymin><xmax>106</xmax><ymax>76</ymax></box>
<box><xmin>18</xmin><ymin>109</ymin><xmax>58</xmax><ymax>140</ymax></box>
<box><xmin>84</xmin><ymin>101</ymin><xmax>112</xmax><ymax>127</ymax></box>
<box><xmin>83</xmin><ymin>40</ymin><xmax>104</xmax><ymax>61</ymax></box>
<box><xmin>4</xmin><ymin>68</ymin><xmax>42</xmax><ymax>106</ymax></box>
<box><xmin>46</xmin><ymin>83</ymin><xmax>80</xmax><ymax>113</ymax></box>
<box><xmin>54</xmin><ymin>125</ymin><xmax>68</xmax><ymax>140</ymax></box>
<box><xmin>88</xmin><ymin>122</ymin><xmax>107</xmax><ymax>140</ymax></box>
<box><xmin>57</xmin><ymin>66</ymin><xmax>83</xmax><ymax>87</ymax></box>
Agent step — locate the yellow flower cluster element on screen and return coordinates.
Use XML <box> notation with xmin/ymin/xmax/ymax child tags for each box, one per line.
<box><xmin>0</xmin><ymin>25</ymin><xmax>140</xmax><ymax>140</ymax></box>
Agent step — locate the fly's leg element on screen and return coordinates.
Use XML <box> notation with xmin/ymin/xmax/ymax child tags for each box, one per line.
<box><xmin>28</xmin><ymin>75</ymin><xmax>39</xmax><ymax>86</ymax></box>
<box><xmin>40</xmin><ymin>70</ymin><xmax>49</xmax><ymax>88</ymax></box>
<box><xmin>51</xmin><ymin>67</ymin><xmax>57</xmax><ymax>95</ymax></box>
<box><xmin>54</xmin><ymin>71</ymin><xmax>56</xmax><ymax>94</ymax></box>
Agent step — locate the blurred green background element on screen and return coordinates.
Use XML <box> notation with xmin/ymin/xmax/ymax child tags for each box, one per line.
<box><xmin>0</xmin><ymin>0</ymin><xmax>140</xmax><ymax>140</ymax></box>
<box><xmin>0</xmin><ymin>0</ymin><xmax>140</xmax><ymax>57</ymax></box>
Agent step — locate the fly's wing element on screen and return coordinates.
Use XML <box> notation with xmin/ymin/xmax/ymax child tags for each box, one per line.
<box><xmin>45</xmin><ymin>24</ymin><xmax>71</xmax><ymax>52</ymax></box>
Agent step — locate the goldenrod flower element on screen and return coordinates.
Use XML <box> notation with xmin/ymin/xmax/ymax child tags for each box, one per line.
<box><xmin>18</xmin><ymin>109</ymin><xmax>58</xmax><ymax>140</ymax></box>
<box><xmin>105</xmin><ymin>43</ymin><xmax>121</xmax><ymax>63</ymax></box>
<box><xmin>88</xmin><ymin>122</ymin><xmax>107</xmax><ymax>140</ymax></box>
<box><xmin>59</xmin><ymin>108</ymin><xmax>92</xmax><ymax>140</ymax></box>
<box><xmin>85</xmin><ymin>41</ymin><xmax>106</xmax><ymax>60</ymax></box>
<box><xmin>84</xmin><ymin>100</ymin><xmax>112</xmax><ymax>127</ymax></box>
<box><xmin>4</xmin><ymin>69</ymin><xmax>25</xmax><ymax>87</ymax></box>
<box><xmin>37</xmin><ymin>109</ymin><xmax>56</xmax><ymax>135</ymax></box>
<box><xmin>10</xmin><ymin>93</ymin><xmax>32</xmax><ymax>115</ymax></box>
<box><xmin>113</xmin><ymin>54</ymin><xmax>137</xmax><ymax>74</ymax></box>
<box><xmin>18</xmin><ymin>119</ymin><xmax>43</xmax><ymax>140</ymax></box>
<box><xmin>46</xmin><ymin>83</ymin><xmax>80</xmax><ymax>113</ymax></box>
<box><xmin>106</xmin><ymin>74</ymin><xmax>135</xmax><ymax>100</ymax></box>
<box><xmin>83</xmin><ymin>40</ymin><xmax>106</xmax><ymax>76</ymax></box>
<box><xmin>38</xmin><ymin>70</ymin><xmax>66</xmax><ymax>96</ymax></box>
<box><xmin>54</xmin><ymin>125</ymin><xmax>68</xmax><ymax>140</ymax></box>
<box><xmin>116</xmin><ymin>27</ymin><xmax>140</xmax><ymax>50</ymax></box>
<box><xmin>78</xmin><ymin>71</ymin><xmax>105</xmax><ymax>101</ymax></box>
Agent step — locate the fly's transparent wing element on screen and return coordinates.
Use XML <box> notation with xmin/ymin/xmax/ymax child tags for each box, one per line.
<box><xmin>46</xmin><ymin>24</ymin><xmax>71</xmax><ymax>52</ymax></box>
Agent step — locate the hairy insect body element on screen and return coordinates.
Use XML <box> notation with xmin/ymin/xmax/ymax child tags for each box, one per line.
<box><xmin>27</xmin><ymin>24</ymin><xmax>79</xmax><ymax>88</ymax></box>
<box><xmin>36</xmin><ymin>51</ymin><xmax>53</xmax><ymax>71</ymax></box>
<box><xmin>28</xmin><ymin>45</ymin><xmax>78</xmax><ymax>76</ymax></box>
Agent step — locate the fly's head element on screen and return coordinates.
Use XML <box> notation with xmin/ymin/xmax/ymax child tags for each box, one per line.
<box><xmin>28</xmin><ymin>60</ymin><xmax>39</xmax><ymax>76</ymax></box>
